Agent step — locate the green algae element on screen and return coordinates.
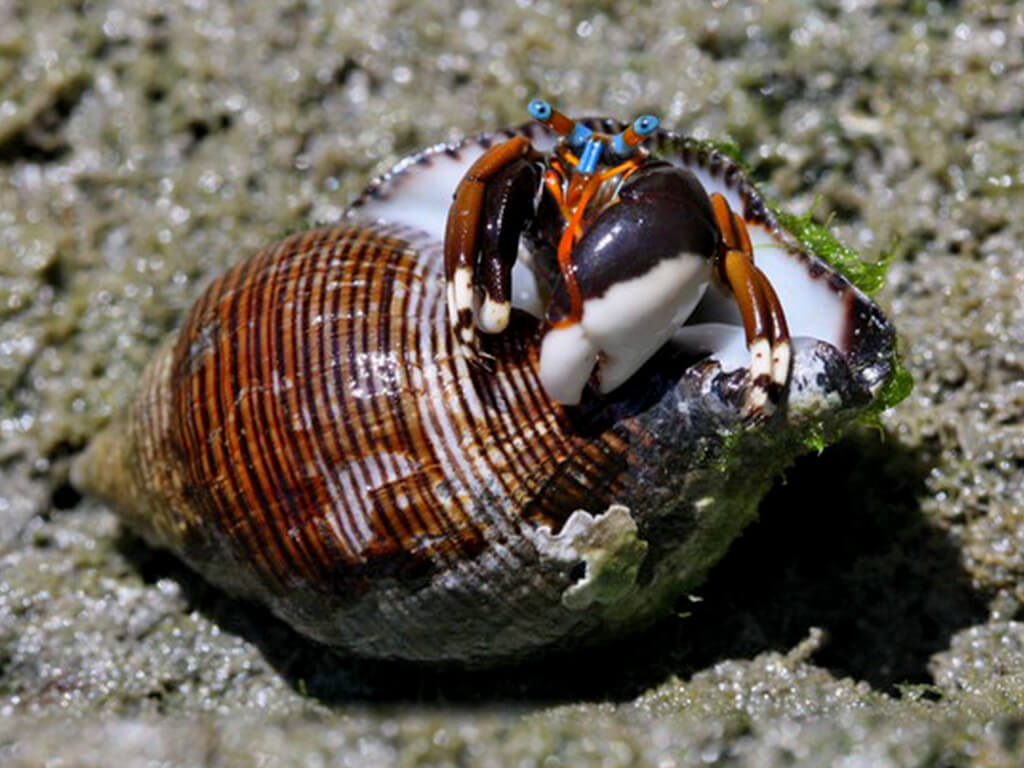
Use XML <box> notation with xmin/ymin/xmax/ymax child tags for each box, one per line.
<box><xmin>862</xmin><ymin>353</ymin><xmax>915</xmax><ymax>423</ymax></box>
<box><xmin>775</xmin><ymin>208</ymin><xmax>895</xmax><ymax>297</ymax></box>
<box><xmin>772</xmin><ymin>206</ymin><xmax>915</xmax><ymax>427</ymax></box>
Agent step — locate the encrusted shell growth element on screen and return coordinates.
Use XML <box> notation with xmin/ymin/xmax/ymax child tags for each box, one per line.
<box><xmin>73</xmin><ymin>120</ymin><xmax>899</xmax><ymax>663</ymax></box>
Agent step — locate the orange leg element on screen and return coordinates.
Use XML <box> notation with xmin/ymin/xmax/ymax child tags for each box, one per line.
<box><xmin>443</xmin><ymin>136</ymin><xmax>535</xmax><ymax>356</ymax></box>
<box><xmin>554</xmin><ymin>172</ymin><xmax>606</xmax><ymax>325</ymax></box>
<box><xmin>544</xmin><ymin>169</ymin><xmax>570</xmax><ymax>220</ymax></box>
<box><xmin>710</xmin><ymin>193</ymin><xmax>792</xmax><ymax>411</ymax></box>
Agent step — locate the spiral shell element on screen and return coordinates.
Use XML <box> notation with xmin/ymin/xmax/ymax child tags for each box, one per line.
<box><xmin>73</xmin><ymin>121</ymin><xmax>898</xmax><ymax>663</ymax></box>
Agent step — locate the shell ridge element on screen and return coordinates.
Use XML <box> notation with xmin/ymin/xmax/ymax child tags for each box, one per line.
<box><xmin>216</xmin><ymin>243</ymin><xmax>292</xmax><ymax>585</ymax></box>
<box><xmin>289</xmin><ymin>229</ymin><xmax>367</xmax><ymax>567</ymax></box>
<box><xmin>305</xmin><ymin>231</ymin><xmax>367</xmax><ymax>558</ymax></box>
<box><xmin>179</xmin><ymin>251</ymin><xmax>283</xmax><ymax>584</ymax></box>
<box><xmin>270</xmin><ymin>229</ymin><xmax>350</xmax><ymax>584</ymax></box>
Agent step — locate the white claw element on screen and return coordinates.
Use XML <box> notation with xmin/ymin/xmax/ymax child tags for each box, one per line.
<box><xmin>478</xmin><ymin>297</ymin><xmax>511</xmax><ymax>334</ymax></box>
<box><xmin>539</xmin><ymin>323</ymin><xmax>598</xmax><ymax>406</ymax></box>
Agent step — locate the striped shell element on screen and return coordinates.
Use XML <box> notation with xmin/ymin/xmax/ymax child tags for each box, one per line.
<box><xmin>73</xmin><ymin>120</ymin><xmax>897</xmax><ymax>663</ymax></box>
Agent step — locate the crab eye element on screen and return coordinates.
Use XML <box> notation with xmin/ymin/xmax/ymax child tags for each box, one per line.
<box><xmin>528</xmin><ymin>99</ymin><xmax>552</xmax><ymax>120</ymax></box>
<box><xmin>610</xmin><ymin>113</ymin><xmax>660</xmax><ymax>158</ymax></box>
<box><xmin>633</xmin><ymin>114</ymin><xmax>659</xmax><ymax>136</ymax></box>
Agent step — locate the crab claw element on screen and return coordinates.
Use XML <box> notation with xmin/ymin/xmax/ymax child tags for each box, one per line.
<box><xmin>443</xmin><ymin>136</ymin><xmax>541</xmax><ymax>359</ymax></box>
<box><xmin>538</xmin><ymin>164</ymin><xmax>718</xmax><ymax>405</ymax></box>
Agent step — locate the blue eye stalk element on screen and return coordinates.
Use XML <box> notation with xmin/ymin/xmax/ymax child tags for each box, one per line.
<box><xmin>528</xmin><ymin>99</ymin><xmax>660</xmax><ymax>172</ymax></box>
<box><xmin>577</xmin><ymin>137</ymin><xmax>603</xmax><ymax>174</ymax></box>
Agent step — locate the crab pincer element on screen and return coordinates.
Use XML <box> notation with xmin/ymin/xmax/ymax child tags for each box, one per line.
<box><xmin>443</xmin><ymin>136</ymin><xmax>541</xmax><ymax>357</ymax></box>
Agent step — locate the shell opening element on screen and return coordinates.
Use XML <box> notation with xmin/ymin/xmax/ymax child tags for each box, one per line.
<box><xmin>349</xmin><ymin>121</ymin><xmax>877</xmax><ymax>396</ymax></box>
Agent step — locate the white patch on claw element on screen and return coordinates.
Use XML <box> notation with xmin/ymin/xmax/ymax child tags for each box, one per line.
<box><xmin>478</xmin><ymin>297</ymin><xmax>511</xmax><ymax>334</ymax></box>
<box><xmin>539</xmin><ymin>323</ymin><xmax>597</xmax><ymax>405</ymax></box>
<box><xmin>453</xmin><ymin>267</ymin><xmax>474</xmax><ymax>317</ymax></box>
<box><xmin>750</xmin><ymin>337</ymin><xmax>771</xmax><ymax>382</ymax></box>
<box><xmin>446</xmin><ymin>282</ymin><xmax>457</xmax><ymax>327</ymax></box>
<box><xmin>582</xmin><ymin>253</ymin><xmax>710</xmax><ymax>394</ymax></box>
<box><xmin>772</xmin><ymin>340</ymin><xmax>792</xmax><ymax>386</ymax></box>
<box><xmin>538</xmin><ymin>253</ymin><xmax>711</xmax><ymax>403</ymax></box>
<box><xmin>749</xmin><ymin>383</ymin><xmax>769</xmax><ymax>410</ymax></box>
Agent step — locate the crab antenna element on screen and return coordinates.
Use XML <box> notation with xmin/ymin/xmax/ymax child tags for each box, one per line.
<box><xmin>611</xmin><ymin>114</ymin><xmax>660</xmax><ymax>158</ymax></box>
<box><xmin>528</xmin><ymin>98</ymin><xmax>592</xmax><ymax>149</ymax></box>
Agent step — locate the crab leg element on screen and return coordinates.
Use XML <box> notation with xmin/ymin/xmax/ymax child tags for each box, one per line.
<box><xmin>755</xmin><ymin>266</ymin><xmax>792</xmax><ymax>389</ymax></box>
<box><xmin>443</xmin><ymin>136</ymin><xmax>535</xmax><ymax>355</ymax></box>
<box><xmin>710</xmin><ymin>193</ymin><xmax>791</xmax><ymax>410</ymax></box>
<box><xmin>554</xmin><ymin>172</ymin><xmax>603</xmax><ymax>325</ymax></box>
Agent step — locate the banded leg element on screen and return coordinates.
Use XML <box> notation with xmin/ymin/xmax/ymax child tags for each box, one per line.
<box><xmin>443</xmin><ymin>136</ymin><xmax>539</xmax><ymax>359</ymax></box>
<box><xmin>710</xmin><ymin>193</ymin><xmax>792</xmax><ymax>411</ymax></box>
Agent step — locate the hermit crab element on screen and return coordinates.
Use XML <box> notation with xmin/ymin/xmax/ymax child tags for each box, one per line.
<box><xmin>444</xmin><ymin>99</ymin><xmax>789</xmax><ymax>411</ymax></box>
<box><xmin>73</xmin><ymin>102</ymin><xmax>899</xmax><ymax>664</ymax></box>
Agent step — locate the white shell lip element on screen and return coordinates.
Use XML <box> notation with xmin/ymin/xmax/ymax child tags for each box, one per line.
<box><xmin>346</xmin><ymin>119</ymin><xmax>896</xmax><ymax>401</ymax></box>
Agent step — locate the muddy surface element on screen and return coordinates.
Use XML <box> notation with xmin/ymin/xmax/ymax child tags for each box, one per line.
<box><xmin>1</xmin><ymin>1</ymin><xmax>1022</xmax><ymax>765</ymax></box>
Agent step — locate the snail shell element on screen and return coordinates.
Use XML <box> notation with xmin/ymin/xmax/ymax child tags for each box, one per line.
<box><xmin>73</xmin><ymin>120</ymin><xmax>896</xmax><ymax>663</ymax></box>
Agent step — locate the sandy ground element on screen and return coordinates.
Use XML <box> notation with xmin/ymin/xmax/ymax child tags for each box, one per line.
<box><xmin>1</xmin><ymin>0</ymin><xmax>1023</xmax><ymax>765</ymax></box>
